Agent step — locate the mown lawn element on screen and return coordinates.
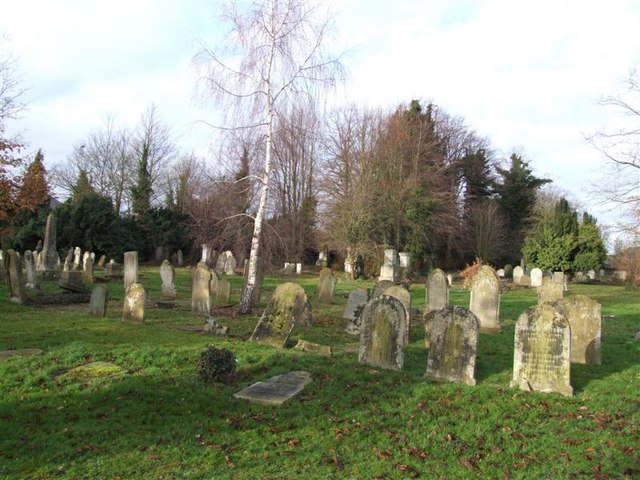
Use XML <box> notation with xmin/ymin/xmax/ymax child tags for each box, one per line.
<box><xmin>0</xmin><ymin>267</ymin><xmax>638</xmax><ymax>479</ymax></box>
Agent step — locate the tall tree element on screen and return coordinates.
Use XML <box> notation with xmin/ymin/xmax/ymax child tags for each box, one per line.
<box><xmin>16</xmin><ymin>149</ymin><xmax>49</xmax><ymax>212</ymax></box>
<box><xmin>195</xmin><ymin>0</ymin><xmax>345</xmax><ymax>313</ymax></box>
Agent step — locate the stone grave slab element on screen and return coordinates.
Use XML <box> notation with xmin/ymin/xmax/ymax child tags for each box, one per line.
<box><xmin>358</xmin><ymin>295</ymin><xmax>406</xmax><ymax>371</ymax></box>
<box><xmin>0</xmin><ymin>348</ymin><xmax>44</xmax><ymax>360</ymax></box>
<box><xmin>234</xmin><ymin>371</ymin><xmax>312</xmax><ymax>406</ymax></box>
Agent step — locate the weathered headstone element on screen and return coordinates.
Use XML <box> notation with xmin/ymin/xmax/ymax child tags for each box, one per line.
<box><xmin>537</xmin><ymin>279</ymin><xmax>564</xmax><ymax>304</ymax></box>
<box><xmin>105</xmin><ymin>259</ymin><xmax>123</xmax><ymax>279</ymax></box>
<box><xmin>88</xmin><ymin>285</ymin><xmax>109</xmax><ymax>317</ymax></box>
<box><xmin>587</xmin><ymin>269</ymin><xmax>596</xmax><ymax>280</ymax></box>
<box><xmin>398</xmin><ymin>251</ymin><xmax>410</xmax><ymax>278</ymax></box>
<box><xmin>513</xmin><ymin>266</ymin><xmax>524</xmax><ymax>285</ymax></box>
<box><xmin>73</xmin><ymin>246</ymin><xmax>82</xmax><ymax>270</ymax></box>
<box><xmin>24</xmin><ymin>251</ymin><xmax>38</xmax><ymax>290</ymax></box>
<box><xmin>216</xmin><ymin>279</ymin><xmax>231</xmax><ymax>305</ymax></box>
<box><xmin>426</xmin><ymin>306</ymin><xmax>480</xmax><ymax>386</ymax></box>
<box><xmin>316</xmin><ymin>250</ymin><xmax>328</xmax><ymax>267</ymax></box>
<box><xmin>123</xmin><ymin>251</ymin><xmax>138</xmax><ymax>288</ymax></box>
<box><xmin>122</xmin><ymin>283</ymin><xmax>147</xmax><ymax>323</ymax></box>
<box><xmin>383</xmin><ymin>285</ymin><xmax>411</xmax><ymax>344</ymax></box>
<box><xmin>358</xmin><ymin>295</ymin><xmax>407</xmax><ymax>371</ymax></box>
<box><xmin>215</xmin><ymin>250</ymin><xmax>228</xmax><ymax>274</ymax></box>
<box><xmin>38</xmin><ymin>213</ymin><xmax>59</xmax><ymax>275</ymax></box>
<box><xmin>6</xmin><ymin>250</ymin><xmax>26</xmax><ymax>303</ymax></box>
<box><xmin>250</xmin><ymin>282</ymin><xmax>311</xmax><ymax>348</ymax></box>
<box><xmin>343</xmin><ymin>288</ymin><xmax>369</xmax><ymax>321</ymax></box>
<box><xmin>82</xmin><ymin>256</ymin><xmax>94</xmax><ymax>284</ymax></box>
<box><xmin>378</xmin><ymin>248</ymin><xmax>399</xmax><ymax>282</ymax></box>
<box><xmin>426</xmin><ymin>268</ymin><xmax>448</xmax><ymax>313</ymax></box>
<box><xmin>160</xmin><ymin>260</ymin><xmax>177</xmax><ymax>299</ymax></box>
<box><xmin>192</xmin><ymin>263</ymin><xmax>212</xmax><ymax>316</ymax></box>
<box><xmin>372</xmin><ymin>280</ymin><xmax>395</xmax><ymax>299</ymax></box>
<box><xmin>496</xmin><ymin>268</ymin><xmax>505</xmax><ymax>278</ymax></box>
<box><xmin>511</xmin><ymin>303</ymin><xmax>573</xmax><ymax>396</ymax></box>
<box><xmin>294</xmin><ymin>339</ymin><xmax>332</xmax><ymax>356</ymax></box>
<box><xmin>97</xmin><ymin>255</ymin><xmax>106</xmax><ymax>268</ymax></box>
<box><xmin>63</xmin><ymin>248</ymin><xmax>73</xmax><ymax>271</ymax></box>
<box><xmin>446</xmin><ymin>273</ymin><xmax>453</xmax><ymax>287</ymax></box>
<box><xmin>503</xmin><ymin>264</ymin><xmax>513</xmax><ymax>278</ymax></box>
<box><xmin>203</xmin><ymin>317</ymin><xmax>229</xmax><ymax>336</ymax></box>
<box><xmin>234</xmin><ymin>371</ymin><xmax>312</xmax><ymax>406</ymax></box>
<box><xmin>59</xmin><ymin>270</ymin><xmax>88</xmax><ymax>293</ymax></box>
<box><xmin>344</xmin><ymin>247</ymin><xmax>354</xmax><ymax>274</ymax></box>
<box><xmin>317</xmin><ymin>267</ymin><xmax>337</xmax><ymax>304</ymax></box>
<box><xmin>223</xmin><ymin>251</ymin><xmax>237</xmax><ymax>275</ymax></box>
<box><xmin>520</xmin><ymin>274</ymin><xmax>531</xmax><ymax>287</ymax></box>
<box><xmin>176</xmin><ymin>249</ymin><xmax>184</xmax><ymax>267</ymax></box>
<box><xmin>469</xmin><ymin>265</ymin><xmax>501</xmax><ymax>333</ymax></box>
<box><xmin>530</xmin><ymin>268</ymin><xmax>543</xmax><ymax>287</ymax></box>
<box><xmin>295</xmin><ymin>263</ymin><xmax>302</xmax><ymax>274</ymax></box>
<box><xmin>552</xmin><ymin>271</ymin><xmax>568</xmax><ymax>292</ymax></box>
<box><xmin>554</xmin><ymin>295</ymin><xmax>602</xmax><ymax>365</ymax></box>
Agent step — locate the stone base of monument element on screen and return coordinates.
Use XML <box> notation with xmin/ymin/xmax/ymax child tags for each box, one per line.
<box><xmin>234</xmin><ymin>371</ymin><xmax>312</xmax><ymax>406</ymax></box>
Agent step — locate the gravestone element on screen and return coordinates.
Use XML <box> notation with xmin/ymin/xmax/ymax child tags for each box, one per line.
<box><xmin>6</xmin><ymin>250</ymin><xmax>26</xmax><ymax>303</ymax></box>
<box><xmin>0</xmin><ymin>249</ymin><xmax>4</xmax><ymax>279</ymax></box>
<box><xmin>426</xmin><ymin>306</ymin><xmax>480</xmax><ymax>386</ymax></box>
<box><xmin>344</xmin><ymin>247</ymin><xmax>354</xmax><ymax>274</ymax></box>
<box><xmin>343</xmin><ymin>288</ymin><xmax>369</xmax><ymax>321</ymax></box>
<box><xmin>234</xmin><ymin>371</ymin><xmax>312</xmax><ymax>406</ymax></box>
<box><xmin>511</xmin><ymin>303</ymin><xmax>573</xmax><ymax>396</ymax></box>
<box><xmin>209</xmin><ymin>269</ymin><xmax>219</xmax><ymax>299</ymax></box>
<box><xmin>294</xmin><ymin>339</ymin><xmax>332</xmax><ymax>356</ymax></box>
<box><xmin>383</xmin><ymin>285</ymin><xmax>411</xmax><ymax>344</ymax></box>
<box><xmin>513</xmin><ymin>266</ymin><xmax>524</xmax><ymax>285</ymax></box>
<box><xmin>446</xmin><ymin>273</ymin><xmax>453</xmax><ymax>287</ymax></box>
<box><xmin>503</xmin><ymin>264</ymin><xmax>513</xmax><ymax>278</ymax></box>
<box><xmin>224</xmin><ymin>251</ymin><xmax>237</xmax><ymax>275</ymax></box>
<box><xmin>39</xmin><ymin>213</ymin><xmax>59</xmax><ymax>275</ymax></box>
<box><xmin>378</xmin><ymin>248</ymin><xmax>399</xmax><ymax>282</ymax></box>
<box><xmin>358</xmin><ymin>295</ymin><xmax>406</xmax><ymax>371</ymax></box>
<box><xmin>574</xmin><ymin>271</ymin><xmax>587</xmax><ymax>282</ymax></box>
<box><xmin>316</xmin><ymin>250</ymin><xmax>328</xmax><ymax>267</ymax></box>
<box><xmin>160</xmin><ymin>260</ymin><xmax>177</xmax><ymax>299</ymax></box>
<box><xmin>192</xmin><ymin>263</ymin><xmax>212</xmax><ymax>316</ymax></box>
<box><xmin>73</xmin><ymin>246</ymin><xmax>82</xmax><ymax>270</ymax></box>
<box><xmin>59</xmin><ymin>270</ymin><xmax>88</xmax><ymax>293</ymax></box>
<box><xmin>496</xmin><ymin>268</ymin><xmax>505</xmax><ymax>278</ymax></box>
<box><xmin>372</xmin><ymin>280</ymin><xmax>395</xmax><ymax>299</ymax></box>
<box><xmin>97</xmin><ymin>255</ymin><xmax>106</xmax><ymax>268</ymax></box>
<box><xmin>317</xmin><ymin>267</ymin><xmax>337</xmax><ymax>304</ymax></box>
<box><xmin>82</xmin><ymin>256</ymin><xmax>94</xmax><ymax>284</ymax></box>
<box><xmin>554</xmin><ymin>295</ymin><xmax>602</xmax><ymax>365</ymax></box>
<box><xmin>122</xmin><ymin>283</ymin><xmax>147</xmax><ymax>323</ymax></box>
<box><xmin>215</xmin><ymin>250</ymin><xmax>228</xmax><ymax>274</ymax></box>
<box><xmin>426</xmin><ymin>268</ymin><xmax>448</xmax><ymax>313</ymax></box>
<box><xmin>216</xmin><ymin>279</ymin><xmax>231</xmax><ymax>305</ymax></box>
<box><xmin>469</xmin><ymin>265</ymin><xmax>501</xmax><ymax>333</ymax></box>
<box><xmin>176</xmin><ymin>249</ymin><xmax>184</xmax><ymax>266</ymax></box>
<box><xmin>587</xmin><ymin>270</ymin><xmax>596</xmax><ymax>280</ymax></box>
<box><xmin>89</xmin><ymin>285</ymin><xmax>109</xmax><ymax>317</ymax></box>
<box><xmin>24</xmin><ymin>251</ymin><xmax>38</xmax><ymax>290</ymax></box>
<box><xmin>123</xmin><ymin>251</ymin><xmax>138</xmax><ymax>288</ymax></box>
<box><xmin>105</xmin><ymin>259</ymin><xmax>123</xmax><ymax>279</ymax></box>
<box><xmin>537</xmin><ymin>279</ymin><xmax>564</xmax><ymax>304</ymax></box>
<box><xmin>63</xmin><ymin>248</ymin><xmax>73</xmax><ymax>271</ymax></box>
<box><xmin>250</xmin><ymin>282</ymin><xmax>311</xmax><ymax>348</ymax></box>
<box><xmin>296</xmin><ymin>263</ymin><xmax>302</xmax><ymax>274</ymax></box>
<box><xmin>530</xmin><ymin>268</ymin><xmax>543</xmax><ymax>287</ymax></box>
<box><xmin>520</xmin><ymin>274</ymin><xmax>531</xmax><ymax>287</ymax></box>
<box><xmin>552</xmin><ymin>271</ymin><xmax>568</xmax><ymax>292</ymax></box>
<box><xmin>398</xmin><ymin>251</ymin><xmax>410</xmax><ymax>278</ymax></box>
<box><xmin>82</xmin><ymin>251</ymin><xmax>90</xmax><ymax>270</ymax></box>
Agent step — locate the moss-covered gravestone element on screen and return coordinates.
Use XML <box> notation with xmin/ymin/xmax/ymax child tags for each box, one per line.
<box><xmin>317</xmin><ymin>267</ymin><xmax>337</xmax><ymax>304</ymax></box>
<box><xmin>89</xmin><ymin>285</ymin><xmax>109</xmax><ymax>317</ymax></box>
<box><xmin>511</xmin><ymin>303</ymin><xmax>572</xmax><ymax>396</ymax></box>
<box><xmin>122</xmin><ymin>283</ymin><xmax>147</xmax><ymax>323</ymax></box>
<box><xmin>250</xmin><ymin>282</ymin><xmax>311</xmax><ymax>348</ymax></box>
<box><xmin>426</xmin><ymin>268</ymin><xmax>448</xmax><ymax>313</ymax></box>
<box><xmin>358</xmin><ymin>295</ymin><xmax>406</xmax><ymax>371</ymax></box>
<box><xmin>426</xmin><ymin>306</ymin><xmax>480</xmax><ymax>386</ymax></box>
<box><xmin>537</xmin><ymin>278</ymin><xmax>563</xmax><ymax>304</ymax></box>
<box><xmin>192</xmin><ymin>263</ymin><xmax>212</xmax><ymax>316</ymax></box>
<box><xmin>6</xmin><ymin>250</ymin><xmax>26</xmax><ymax>304</ymax></box>
<box><xmin>383</xmin><ymin>285</ymin><xmax>411</xmax><ymax>344</ymax></box>
<box><xmin>469</xmin><ymin>265</ymin><xmax>501</xmax><ymax>334</ymax></box>
<box><xmin>216</xmin><ymin>279</ymin><xmax>231</xmax><ymax>305</ymax></box>
<box><xmin>160</xmin><ymin>260</ymin><xmax>176</xmax><ymax>300</ymax></box>
<box><xmin>554</xmin><ymin>295</ymin><xmax>601</xmax><ymax>365</ymax></box>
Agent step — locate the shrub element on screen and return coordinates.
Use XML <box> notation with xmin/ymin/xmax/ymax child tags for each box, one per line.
<box><xmin>197</xmin><ymin>346</ymin><xmax>236</xmax><ymax>383</ymax></box>
<box><xmin>460</xmin><ymin>257</ymin><xmax>483</xmax><ymax>289</ymax></box>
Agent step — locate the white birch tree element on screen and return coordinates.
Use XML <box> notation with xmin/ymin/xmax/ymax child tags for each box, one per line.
<box><xmin>195</xmin><ymin>0</ymin><xmax>344</xmax><ymax>313</ymax></box>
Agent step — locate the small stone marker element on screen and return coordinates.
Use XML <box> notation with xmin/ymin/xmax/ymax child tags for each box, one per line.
<box><xmin>122</xmin><ymin>283</ymin><xmax>147</xmax><ymax>323</ymax></box>
<box><xmin>358</xmin><ymin>295</ymin><xmax>407</xmax><ymax>371</ymax></box>
<box><xmin>426</xmin><ymin>268</ymin><xmax>448</xmax><ymax>313</ymax></box>
<box><xmin>216</xmin><ymin>279</ymin><xmax>231</xmax><ymax>305</ymax></box>
<box><xmin>160</xmin><ymin>260</ymin><xmax>177</xmax><ymax>299</ymax></box>
<box><xmin>123</xmin><ymin>251</ymin><xmax>138</xmax><ymax>288</ymax></box>
<box><xmin>511</xmin><ymin>303</ymin><xmax>573</xmax><ymax>396</ymax></box>
<box><xmin>513</xmin><ymin>266</ymin><xmax>524</xmax><ymax>284</ymax></box>
<box><xmin>554</xmin><ymin>295</ymin><xmax>602</xmax><ymax>365</ymax></box>
<box><xmin>537</xmin><ymin>279</ymin><xmax>563</xmax><ymax>304</ymax></box>
<box><xmin>250</xmin><ymin>282</ymin><xmax>311</xmax><ymax>348</ymax></box>
<box><xmin>343</xmin><ymin>288</ymin><xmax>369</xmax><ymax>321</ymax></box>
<box><xmin>192</xmin><ymin>263</ymin><xmax>212</xmax><ymax>316</ymax></box>
<box><xmin>469</xmin><ymin>265</ymin><xmax>501</xmax><ymax>333</ymax></box>
<box><xmin>294</xmin><ymin>339</ymin><xmax>332</xmax><ymax>356</ymax></box>
<box><xmin>426</xmin><ymin>306</ymin><xmax>480</xmax><ymax>386</ymax></box>
<box><xmin>234</xmin><ymin>371</ymin><xmax>312</xmax><ymax>406</ymax></box>
<box><xmin>530</xmin><ymin>268</ymin><xmax>543</xmax><ymax>287</ymax></box>
<box><xmin>6</xmin><ymin>250</ymin><xmax>26</xmax><ymax>303</ymax></box>
<box><xmin>89</xmin><ymin>285</ymin><xmax>109</xmax><ymax>317</ymax></box>
<box><xmin>317</xmin><ymin>267</ymin><xmax>337</xmax><ymax>304</ymax></box>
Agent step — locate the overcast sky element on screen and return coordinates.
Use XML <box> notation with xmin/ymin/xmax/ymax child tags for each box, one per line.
<box><xmin>2</xmin><ymin>0</ymin><xmax>639</xmax><ymax>225</ymax></box>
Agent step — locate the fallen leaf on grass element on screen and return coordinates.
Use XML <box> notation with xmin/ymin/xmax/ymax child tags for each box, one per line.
<box><xmin>332</xmin><ymin>454</ymin><xmax>343</xmax><ymax>470</ymax></box>
<box><xmin>224</xmin><ymin>455</ymin><xmax>235</xmax><ymax>468</ymax></box>
<box><xmin>373</xmin><ymin>447</ymin><xmax>392</xmax><ymax>460</ymax></box>
<box><xmin>148</xmin><ymin>455</ymin><xmax>161</xmax><ymax>460</ymax></box>
<box><xmin>458</xmin><ymin>457</ymin><xmax>477</xmax><ymax>471</ymax></box>
<box><xmin>286</xmin><ymin>438</ymin><xmax>300</xmax><ymax>447</ymax></box>
<box><xmin>165</xmin><ymin>462</ymin><xmax>181</xmax><ymax>468</ymax></box>
<box><xmin>593</xmin><ymin>464</ymin><xmax>612</xmax><ymax>479</ymax></box>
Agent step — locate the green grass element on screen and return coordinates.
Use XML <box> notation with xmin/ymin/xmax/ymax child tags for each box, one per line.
<box><xmin>0</xmin><ymin>268</ymin><xmax>638</xmax><ymax>479</ymax></box>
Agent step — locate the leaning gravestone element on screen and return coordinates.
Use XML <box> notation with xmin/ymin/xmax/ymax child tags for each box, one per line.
<box><xmin>192</xmin><ymin>263</ymin><xmax>212</xmax><ymax>316</ymax></box>
<box><xmin>123</xmin><ymin>251</ymin><xmax>138</xmax><ymax>288</ymax></box>
<box><xmin>250</xmin><ymin>282</ymin><xmax>311</xmax><ymax>348</ymax></box>
<box><xmin>6</xmin><ymin>250</ymin><xmax>26</xmax><ymax>304</ymax></box>
<box><xmin>426</xmin><ymin>268</ymin><xmax>448</xmax><ymax>313</ymax></box>
<box><xmin>554</xmin><ymin>295</ymin><xmax>602</xmax><ymax>365</ymax></box>
<box><xmin>358</xmin><ymin>295</ymin><xmax>407</xmax><ymax>371</ymax></box>
<box><xmin>469</xmin><ymin>265</ymin><xmax>501</xmax><ymax>333</ymax></box>
<box><xmin>537</xmin><ymin>279</ymin><xmax>564</xmax><ymax>304</ymax></box>
<box><xmin>530</xmin><ymin>268</ymin><xmax>543</xmax><ymax>287</ymax></box>
<box><xmin>89</xmin><ymin>285</ymin><xmax>109</xmax><ymax>317</ymax></box>
<box><xmin>317</xmin><ymin>267</ymin><xmax>337</xmax><ymax>304</ymax></box>
<box><xmin>513</xmin><ymin>266</ymin><xmax>524</xmax><ymax>285</ymax></box>
<box><xmin>216</xmin><ymin>279</ymin><xmax>231</xmax><ymax>305</ymax></box>
<box><xmin>122</xmin><ymin>283</ymin><xmax>147</xmax><ymax>323</ymax></box>
<box><xmin>343</xmin><ymin>288</ymin><xmax>369</xmax><ymax>321</ymax></box>
<box><xmin>426</xmin><ymin>306</ymin><xmax>480</xmax><ymax>386</ymax></box>
<box><xmin>383</xmin><ymin>285</ymin><xmax>411</xmax><ymax>344</ymax></box>
<box><xmin>160</xmin><ymin>260</ymin><xmax>177</xmax><ymax>299</ymax></box>
<box><xmin>24</xmin><ymin>250</ymin><xmax>38</xmax><ymax>290</ymax></box>
<box><xmin>234</xmin><ymin>371</ymin><xmax>312</xmax><ymax>406</ymax></box>
<box><xmin>511</xmin><ymin>303</ymin><xmax>573</xmax><ymax>396</ymax></box>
